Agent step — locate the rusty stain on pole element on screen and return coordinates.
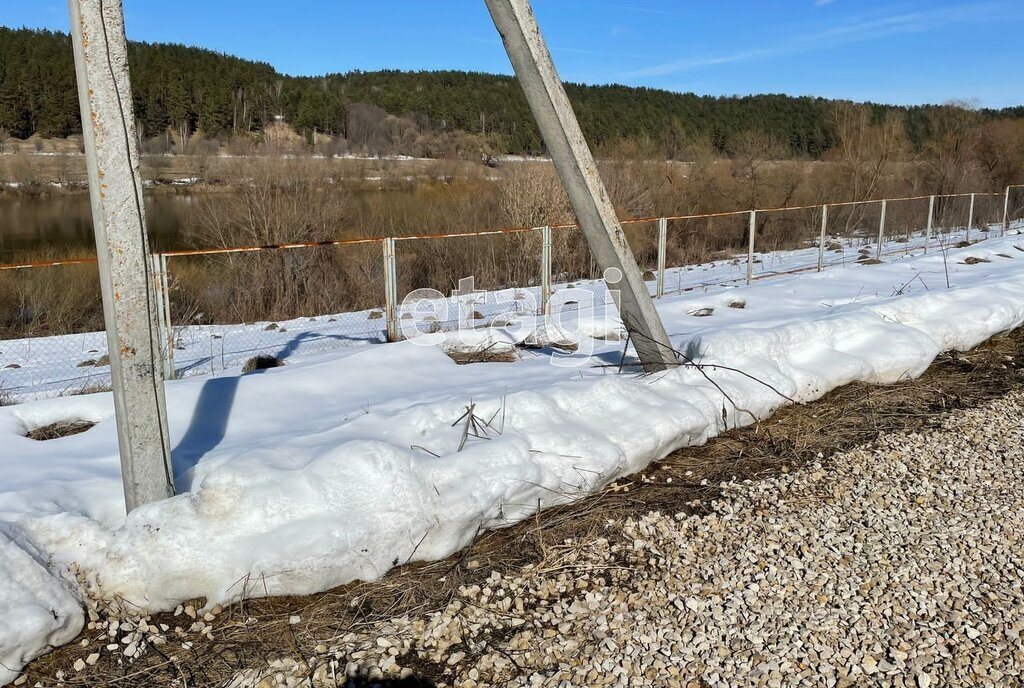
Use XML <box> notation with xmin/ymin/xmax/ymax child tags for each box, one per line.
<box><xmin>68</xmin><ymin>0</ymin><xmax>174</xmax><ymax>511</ymax></box>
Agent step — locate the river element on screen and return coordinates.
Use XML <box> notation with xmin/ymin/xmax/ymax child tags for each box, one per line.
<box><xmin>0</xmin><ymin>187</ymin><xmax>439</xmax><ymax>263</ymax></box>
<box><xmin>0</xmin><ymin>193</ymin><xmax>199</xmax><ymax>261</ymax></box>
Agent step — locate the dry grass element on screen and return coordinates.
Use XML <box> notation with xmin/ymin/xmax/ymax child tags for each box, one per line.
<box><xmin>3</xmin><ymin>157</ymin><xmax>1010</xmax><ymax>340</ymax></box>
<box><xmin>18</xmin><ymin>327</ymin><xmax>1024</xmax><ymax>687</ymax></box>
<box><xmin>25</xmin><ymin>420</ymin><xmax>96</xmax><ymax>441</ymax></box>
<box><xmin>60</xmin><ymin>382</ymin><xmax>113</xmax><ymax>398</ymax></box>
<box><xmin>0</xmin><ymin>150</ymin><xmax>489</xmax><ymax>190</ymax></box>
<box><xmin>0</xmin><ymin>253</ymin><xmax>103</xmax><ymax>338</ymax></box>
<box><xmin>445</xmin><ymin>346</ymin><xmax>519</xmax><ymax>365</ymax></box>
<box><xmin>241</xmin><ymin>355</ymin><xmax>286</xmax><ymax>373</ymax></box>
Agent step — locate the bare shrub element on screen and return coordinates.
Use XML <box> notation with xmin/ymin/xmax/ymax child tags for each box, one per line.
<box><xmin>0</xmin><ymin>257</ymin><xmax>102</xmax><ymax>339</ymax></box>
<box><xmin>346</xmin><ymin>103</ymin><xmax>419</xmax><ymax>156</ymax></box>
<box><xmin>973</xmin><ymin>119</ymin><xmax>1024</xmax><ymax>192</ymax></box>
<box><xmin>917</xmin><ymin>101</ymin><xmax>983</xmax><ymax>197</ymax></box>
<box><xmin>176</xmin><ymin>157</ymin><xmax>366</xmax><ymax>324</ymax></box>
<box><xmin>195</xmin><ymin>157</ymin><xmax>347</xmax><ymax>247</ymax></box>
<box><xmin>9</xmin><ymin>152</ymin><xmax>40</xmax><ymax>191</ymax></box>
<box><xmin>727</xmin><ymin>131</ymin><xmax>792</xmax><ymax>209</ymax></box>
<box><xmin>497</xmin><ymin>164</ymin><xmax>571</xmax><ymax>229</ymax></box>
<box><xmin>652</xmin><ymin>136</ymin><xmax>723</xmax><ymax>216</ymax></box>
<box><xmin>825</xmin><ymin>102</ymin><xmax>907</xmax><ymax>232</ymax></box>
<box><xmin>6</xmin><ymin>124</ymin><xmax>1017</xmax><ymax>344</ymax></box>
<box><xmin>25</xmin><ymin>420</ymin><xmax>96</xmax><ymax>441</ymax></box>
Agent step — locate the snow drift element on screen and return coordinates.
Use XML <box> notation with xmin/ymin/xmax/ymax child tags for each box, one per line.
<box><xmin>1</xmin><ymin>232</ymin><xmax>1023</xmax><ymax>683</ymax></box>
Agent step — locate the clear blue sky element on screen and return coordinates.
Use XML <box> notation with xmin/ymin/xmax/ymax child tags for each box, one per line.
<box><xmin>7</xmin><ymin>0</ymin><xmax>1023</xmax><ymax>108</ymax></box>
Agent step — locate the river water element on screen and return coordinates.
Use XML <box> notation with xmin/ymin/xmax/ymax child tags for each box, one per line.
<box><xmin>0</xmin><ymin>187</ymin><xmax>436</xmax><ymax>263</ymax></box>
<box><xmin>0</xmin><ymin>193</ymin><xmax>199</xmax><ymax>261</ymax></box>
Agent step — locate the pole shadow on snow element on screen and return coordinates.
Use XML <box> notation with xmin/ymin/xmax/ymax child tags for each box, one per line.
<box><xmin>171</xmin><ymin>331</ymin><xmax>377</xmax><ymax>482</ymax></box>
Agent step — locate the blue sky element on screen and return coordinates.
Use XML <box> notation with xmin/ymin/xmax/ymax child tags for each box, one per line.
<box><xmin>7</xmin><ymin>0</ymin><xmax>1023</xmax><ymax>107</ymax></box>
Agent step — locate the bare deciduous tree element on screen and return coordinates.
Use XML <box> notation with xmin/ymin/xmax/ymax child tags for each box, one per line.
<box><xmin>498</xmin><ymin>164</ymin><xmax>571</xmax><ymax>229</ymax></box>
<box><xmin>728</xmin><ymin>131</ymin><xmax>791</xmax><ymax>209</ymax></box>
<box><xmin>918</xmin><ymin>100</ymin><xmax>981</xmax><ymax>196</ymax></box>
<box><xmin>830</xmin><ymin>102</ymin><xmax>906</xmax><ymax>202</ymax></box>
<box><xmin>345</xmin><ymin>103</ymin><xmax>420</xmax><ymax>156</ymax></box>
<box><xmin>827</xmin><ymin>102</ymin><xmax>907</xmax><ymax>232</ymax></box>
<box><xmin>973</xmin><ymin>119</ymin><xmax>1024</xmax><ymax>192</ymax></box>
<box><xmin>183</xmin><ymin>158</ymin><xmax>354</xmax><ymax>323</ymax></box>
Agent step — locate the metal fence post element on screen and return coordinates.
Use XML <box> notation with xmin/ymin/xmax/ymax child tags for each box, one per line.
<box><xmin>925</xmin><ymin>195</ymin><xmax>935</xmax><ymax>253</ymax></box>
<box><xmin>150</xmin><ymin>253</ymin><xmax>165</xmax><ymax>354</ymax></box>
<box><xmin>1004</xmin><ymin>186</ymin><xmax>1011</xmax><ymax>236</ymax></box>
<box><xmin>539</xmin><ymin>225</ymin><xmax>553</xmax><ymax>314</ymax></box>
<box><xmin>69</xmin><ymin>0</ymin><xmax>173</xmax><ymax>511</ymax></box>
<box><xmin>817</xmin><ymin>205</ymin><xmax>828</xmax><ymax>272</ymax></box>
<box><xmin>967</xmin><ymin>192</ymin><xmax>976</xmax><ymax>242</ymax></box>
<box><xmin>160</xmin><ymin>254</ymin><xmax>175</xmax><ymax>379</ymax></box>
<box><xmin>746</xmin><ymin>210</ymin><xmax>756</xmax><ymax>285</ymax></box>
<box><xmin>876</xmin><ymin>199</ymin><xmax>887</xmax><ymax>260</ymax></box>
<box><xmin>150</xmin><ymin>254</ymin><xmax>172</xmax><ymax>380</ymax></box>
<box><xmin>383</xmin><ymin>237</ymin><xmax>400</xmax><ymax>341</ymax></box>
<box><xmin>485</xmin><ymin>0</ymin><xmax>676</xmax><ymax>371</ymax></box>
<box><xmin>656</xmin><ymin>218</ymin><xmax>667</xmax><ymax>297</ymax></box>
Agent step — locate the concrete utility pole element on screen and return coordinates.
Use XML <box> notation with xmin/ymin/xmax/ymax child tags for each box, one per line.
<box><xmin>69</xmin><ymin>0</ymin><xmax>175</xmax><ymax>511</ymax></box>
<box><xmin>484</xmin><ymin>0</ymin><xmax>676</xmax><ymax>371</ymax></box>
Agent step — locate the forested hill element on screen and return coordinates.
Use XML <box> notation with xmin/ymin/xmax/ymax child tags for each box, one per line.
<box><xmin>1</xmin><ymin>26</ymin><xmax>1020</xmax><ymax>158</ymax></box>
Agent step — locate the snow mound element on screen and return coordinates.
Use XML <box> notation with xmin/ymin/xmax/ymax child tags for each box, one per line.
<box><xmin>1</xmin><ymin>234</ymin><xmax>1023</xmax><ymax>682</ymax></box>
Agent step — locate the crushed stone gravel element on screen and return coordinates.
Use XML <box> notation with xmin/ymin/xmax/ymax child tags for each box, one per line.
<box><xmin>278</xmin><ymin>390</ymin><xmax>1023</xmax><ymax>687</ymax></box>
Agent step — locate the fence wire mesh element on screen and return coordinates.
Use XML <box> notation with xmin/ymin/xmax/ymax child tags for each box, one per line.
<box><xmin>162</xmin><ymin>242</ymin><xmax>387</xmax><ymax>379</ymax></box>
<box><xmin>3</xmin><ymin>187</ymin><xmax>1023</xmax><ymax>404</ymax></box>
<box><xmin>395</xmin><ymin>230</ymin><xmax>543</xmax><ymax>338</ymax></box>
<box><xmin>0</xmin><ymin>261</ymin><xmax>108</xmax><ymax>402</ymax></box>
<box><xmin>754</xmin><ymin>206</ymin><xmax>821</xmax><ymax>277</ymax></box>
<box><xmin>662</xmin><ymin>212</ymin><xmax>749</xmax><ymax>294</ymax></box>
<box><xmin>1010</xmin><ymin>187</ymin><xmax>1024</xmax><ymax>226</ymax></box>
<box><xmin>549</xmin><ymin>224</ymin><xmax>615</xmax><ymax>319</ymax></box>
<box><xmin>621</xmin><ymin>219</ymin><xmax>659</xmax><ymax>279</ymax></box>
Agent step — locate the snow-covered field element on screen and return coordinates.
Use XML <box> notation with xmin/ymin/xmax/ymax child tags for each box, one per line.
<box><xmin>1</xmin><ymin>227</ymin><xmax>1023</xmax><ymax>683</ymax></box>
<box><xmin>0</xmin><ymin>226</ymin><xmax>989</xmax><ymax>402</ymax></box>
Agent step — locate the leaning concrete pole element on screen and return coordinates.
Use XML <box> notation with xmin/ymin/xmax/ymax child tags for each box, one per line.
<box><xmin>69</xmin><ymin>0</ymin><xmax>174</xmax><ymax>511</ymax></box>
<box><xmin>484</xmin><ymin>0</ymin><xmax>676</xmax><ymax>371</ymax></box>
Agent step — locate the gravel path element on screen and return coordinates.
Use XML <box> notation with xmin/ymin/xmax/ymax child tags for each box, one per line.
<box><xmin>30</xmin><ymin>390</ymin><xmax>1024</xmax><ymax>688</ymax></box>
<box><xmin>288</xmin><ymin>390</ymin><xmax>1024</xmax><ymax>688</ymax></box>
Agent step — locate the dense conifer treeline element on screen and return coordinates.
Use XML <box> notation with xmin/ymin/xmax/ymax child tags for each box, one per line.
<box><xmin>1</xmin><ymin>27</ymin><xmax>1020</xmax><ymax>157</ymax></box>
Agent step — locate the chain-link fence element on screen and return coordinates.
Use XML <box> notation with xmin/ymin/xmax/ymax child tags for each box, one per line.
<box><xmin>160</xmin><ymin>239</ymin><xmax>387</xmax><ymax>380</ymax></box>
<box><xmin>3</xmin><ymin>186</ymin><xmax>1023</xmax><ymax>404</ymax></box>
<box><xmin>0</xmin><ymin>259</ymin><xmax>108</xmax><ymax>402</ymax></box>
